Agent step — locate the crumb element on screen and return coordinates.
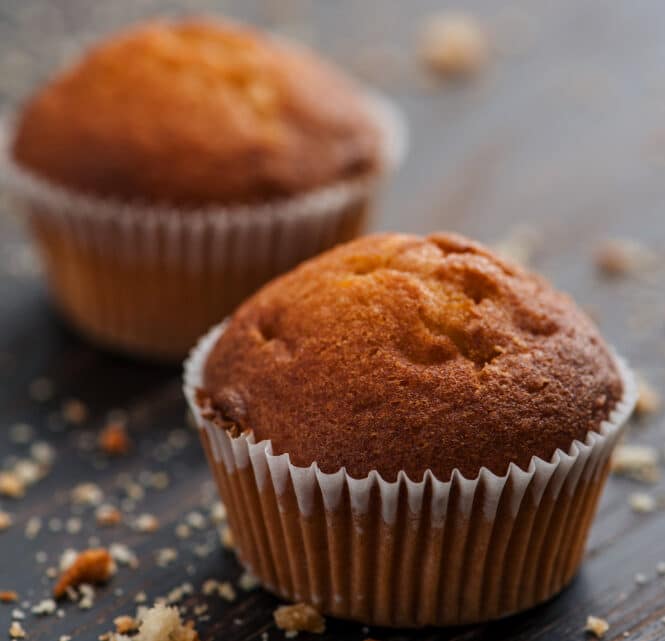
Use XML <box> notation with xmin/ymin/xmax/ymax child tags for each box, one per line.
<box><xmin>634</xmin><ymin>572</ymin><xmax>648</xmax><ymax>585</ymax></box>
<box><xmin>9</xmin><ymin>423</ymin><xmax>33</xmax><ymax>444</ymax></box>
<box><xmin>135</xmin><ymin>591</ymin><xmax>147</xmax><ymax>604</ymax></box>
<box><xmin>114</xmin><ymin>615</ymin><xmax>139</xmax><ymax>634</ymax></box>
<box><xmin>629</xmin><ymin>492</ymin><xmax>657</xmax><ymax>513</ymax></box>
<box><xmin>0</xmin><ymin>511</ymin><xmax>12</xmax><ymax>531</ymax></box>
<box><xmin>109</xmin><ymin>543</ymin><xmax>138</xmax><ymax>568</ymax></box>
<box><xmin>594</xmin><ymin>238</ymin><xmax>652</xmax><ymax>277</ymax></box>
<box><xmin>657</xmin><ymin>561</ymin><xmax>665</xmax><ymax>575</ymax></box>
<box><xmin>71</xmin><ymin>482</ymin><xmax>104</xmax><ymax>506</ymax></box>
<box><xmin>0</xmin><ymin>591</ymin><xmax>18</xmax><ymax>602</ymax></box>
<box><xmin>30</xmin><ymin>442</ymin><xmax>56</xmax><ymax>466</ymax></box>
<box><xmin>0</xmin><ymin>472</ymin><xmax>26</xmax><ymax>498</ymax></box>
<box><xmin>59</xmin><ymin>636</ymin><xmax>72</xmax><ymax>641</ymax></box>
<box><xmin>238</xmin><ymin>572</ymin><xmax>259</xmax><ymax>591</ymax></box>
<box><xmin>99</xmin><ymin>422</ymin><xmax>131</xmax><ymax>456</ymax></box>
<box><xmin>9</xmin><ymin>621</ymin><xmax>26</xmax><ymax>639</ymax></box>
<box><xmin>419</xmin><ymin>12</ymin><xmax>488</xmax><ymax>78</ymax></box>
<box><xmin>210</xmin><ymin>502</ymin><xmax>226</xmax><ymax>524</ymax></box>
<box><xmin>96</xmin><ymin>504</ymin><xmax>122</xmax><ymax>527</ymax></box>
<box><xmin>31</xmin><ymin>599</ymin><xmax>56</xmax><ymax>615</ymax></box>
<box><xmin>62</xmin><ymin>399</ymin><xmax>88</xmax><ymax>424</ymax></box>
<box><xmin>635</xmin><ymin>375</ymin><xmax>661</xmax><ymax>416</ymax></box>
<box><xmin>218</xmin><ymin>582</ymin><xmax>236</xmax><ymax>602</ymax></box>
<box><xmin>66</xmin><ymin>517</ymin><xmax>82</xmax><ymax>534</ymax></box>
<box><xmin>585</xmin><ymin>615</ymin><xmax>609</xmax><ymax>638</ymax></box>
<box><xmin>492</xmin><ymin>225</ymin><xmax>542</xmax><ymax>266</ymax></box>
<box><xmin>155</xmin><ymin>548</ymin><xmax>178</xmax><ymax>568</ymax></box>
<box><xmin>53</xmin><ymin>548</ymin><xmax>116</xmax><ymax>599</ymax></box>
<box><xmin>185</xmin><ymin>512</ymin><xmax>206</xmax><ymax>529</ymax></box>
<box><xmin>611</xmin><ymin>444</ymin><xmax>660</xmax><ymax>483</ymax></box>
<box><xmin>148</xmin><ymin>472</ymin><xmax>170</xmax><ymax>490</ymax></box>
<box><xmin>134</xmin><ymin>603</ymin><xmax>199</xmax><ymax>641</ymax></box>
<box><xmin>25</xmin><ymin>517</ymin><xmax>42</xmax><ymax>539</ymax></box>
<box><xmin>10</xmin><ymin>610</ymin><xmax>23</xmax><ymax>621</ymax></box>
<box><xmin>78</xmin><ymin>583</ymin><xmax>95</xmax><ymax>609</ymax></box>
<box><xmin>175</xmin><ymin>524</ymin><xmax>191</xmax><ymax>540</ymax></box>
<box><xmin>220</xmin><ymin>525</ymin><xmax>234</xmax><ymax>549</ymax></box>
<box><xmin>273</xmin><ymin>603</ymin><xmax>325</xmax><ymax>635</ymax></box>
<box><xmin>134</xmin><ymin>514</ymin><xmax>159</xmax><ymax>533</ymax></box>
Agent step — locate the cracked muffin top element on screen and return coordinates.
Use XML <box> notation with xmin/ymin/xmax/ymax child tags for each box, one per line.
<box><xmin>12</xmin><ymin>19</ymin><xmax>381</xmax><ymax>207</ymax></box>
<box><xmin>199</xmin><ymin>232</ymin><xmax>623</xmax><ymax>481</ymax></box>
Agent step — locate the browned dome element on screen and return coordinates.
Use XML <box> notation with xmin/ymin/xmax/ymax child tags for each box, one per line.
<box><xmin>200</xmin><ymin>232</ymin><xmax>623</xmax><ymax>481</ymax></box>
<box><xmin>12</xmin><ymin>19</ymin><xmax>381</xmax><ymax>207</ymax></box>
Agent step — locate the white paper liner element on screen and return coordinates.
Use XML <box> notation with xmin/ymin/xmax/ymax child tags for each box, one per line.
<box><xmin>184</xmin><ymin>320</ymin><xmax>637</xmax><ymax>626</ymax></box>
<box><xmin>0</xmin><ymin>91</ymin><xmax>406</xmax><ymax>359</ymax></box>
<box><xmin>185</xmin><ymin>321</ymin><xmax>637</xmax><ymax>522</ymax></box>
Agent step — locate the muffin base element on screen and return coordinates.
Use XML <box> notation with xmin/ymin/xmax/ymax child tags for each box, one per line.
<box><xmin>185</xmin><ymin>322</ymin><xmax>637</xmax><ymax>627</ymax></box>
<box><xmin>2</xmin><ymin>91</ymin><xmax>405</xmax><ymax>361</ymax></box>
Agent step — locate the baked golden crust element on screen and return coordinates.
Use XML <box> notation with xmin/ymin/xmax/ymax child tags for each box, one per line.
<box><xmin>201</xmin><ymin>232</ymin><xmax>623</xmax><ymax>481</ymax></box>
<box><xmin>12</xmin><ymin>19</ymin><xmax>381</xmax><ymax>207</ymax></box>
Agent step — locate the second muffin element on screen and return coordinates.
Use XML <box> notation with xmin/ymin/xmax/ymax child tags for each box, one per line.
<box><xmin>186</xmin><ymin>231</ymin><xmax>636</xmax><ymax>627</ymax></box>
<box><xmin>4</xmin><ymin>18</ymin><xmax>403</xmax><ymax>359</ymax></box>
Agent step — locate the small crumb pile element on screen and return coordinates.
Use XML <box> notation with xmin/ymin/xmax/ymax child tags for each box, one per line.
<box><xmin>98</xmin><ymin>421</ymin><xmax>132</xmax><ymax>456</ymax></box>
<box><xmin>611</xmin><ymin>444</ymin><xmax>660</xmax><ymax>484</ymax></box>
<box><xmin>419</xmin><ymin>12</ymin><xmax>488</xmax><ymax>78</ymax></box>
<box><xmin>274</xmin><ymin>603</ymin><xmax>326</xmax><ymax>637</ymax></box>
<box><xmin>102</xmin><ymin>603</ymin><xmax>199</xmax><ymax>641</ymax></box>
<box><xmin>594</xmin><ymin>238</ymin><xmax>652</xmax><ymax>277</ymax></box>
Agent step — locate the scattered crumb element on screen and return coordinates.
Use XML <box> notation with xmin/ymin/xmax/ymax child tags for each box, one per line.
<box><xmin>218</xmin><ymin>582</ymin><xmax>237</xmax><ymax>602</ymax></box>
<box><xmin>109</xmin><ymin>543</ymin><xmax>138</xmax><ymax>569</ymax></box>
<box><xmin>135</xmin><ymin>591</ymin><xmax>147</xmax><ymax>604</ymax></box>
<box><xmin>99</xmin><ymin>422</ymin><xmax>132</xmax><ymax>456</ymax></box>
<box><xmin>185</xmin><ymin>512</ymin><xmax>206</xmax><ymax>530</ymax></box>
<box><xmin>238</xmin><ymin>572</ymin><xmax>259</xmax><ymax>592</ymax></box>
<box><xmin>66</xmin><ymin>517</ymin><xmax>82</xmax><ymax>534</ymax></box>
<box><xmin>210</xmin><ymin>502</ymin><xmax>227</xmax><ymax>524</ymax></box>
<box><xmin>134</xmin><ymin>514</ymin><xmax>160</xmax><ymax>533</ymax></box>
<box><xmin>634</xmin><ymin>572</ymin><xmax>648</xmax><ymax>585</ymax></box>
<box><xmin>0</xmin><ymin>591</ymin><xmax>18</xmax><ymax>603</ymax></box>
<box><xmin>585</xmin><ymin>615</ymin><xmax>609</xmax><ymax>638</ymax></box>
<box><xmin>53</xmin><ymin>548</ymin><xmax>116</xmax><ymax>599</ymax></box>
<box><xmin>10</xmin><ymin>610</ymin><xmax>23</xmax><ymax>621</ymax></box>
<box><xmin>175</xmin><ymin>524</ymin><xmax>191</xmax><ymax>540</ymax></box>
<box><xmin>220</xmin><ymin>525</ymin><xmax>234</xmax><ymax>549</ymax></box>
<box><xmin>419</xmin><ymin>12</ymin><xmax>488</xmax><ymax>78</ymax></box>
<box><xmin>59</xmin><ymin>636</ymin><xmax>72</xmax><ymax>641</ymax></box>
<box><xmin>9</xmin><ymin>423</ymin><xmax>33</xmax><ymax>444</ymax></box>
<box><xmin>71</xmin><ymin>482</ymin><xmax>104</xmax><ymax>506</ymax></box>
<box><xmin>25</xmin><ymin>517</ymin><xmax>42</xmax><ymax>539</ymax></box>
<box><xmin>274</xmin><ymin>603</ymin><xmax>325</xmax><ymax>635</ymax></box>
<box><xmin>134</xmin><ymin>603</ymin><xmax>199</xmax><ymax>641</ymax></box>
<box><xmin>30</xmin><ymin>442</ymin><xmax>56</xmax><ymax>466</ymax></box>
<box><xmin>62</xmin><ymin>399</ymin><xmax>88</xmax><ymax>424</ymax></box>
<box><xmin>9</xmin><ymin>621</ymin><xmax>26</xmax><ymax>639</ymax></box>
<box><xmin>59</xmin><ymin>548</ymin><xmax>79</xmax><ymax>571</ymax></box>
<box><xmin>0</xmin><ymin>511</ymin><xmax>12</xmax><ymax>531</ymax></box>
<box><xmin>114</xmin><ymin>615</ymin><xmax>139</xmax><ymax>634</ymax></box>
<box><xmin>0</xmin><ymin>472</ymin><xmax>25</xmax><ymax>498</ymax></box>
<box><xmin>31</xmin><ymin>599</ymin><xmax>56</xmax><ymax>616</ymax></box>
<box><xmin>611</xmin><ymin>444</ymin><xmax>660</xmax><ymax>483</ymax></box>
<box><xmin>594</xmin><ymin>238</ymin><xmax>652</xmax><ymax>277</ymax></box>
<box><xmin>155</xmin><ymin>548</ymin><xmax>178</xmax><ymax>568</ymax></box>
<box><xmin>629</xmin><ymin>492</ymin><xmax>657</xmax><ymax>513</ymax></box>
<box><xmin>635</xmin><ymin>375</ymin><xmax>662</xmax><ymax>416</ymax></box>
<box><xmin>492</xmin><ymin>224</ymin><xmax>542</xmax><ymax>266</ymax></box>
<box><xmin>96</xmin><ymin>504</ymin><xmax>122</xmax><ymax>527</ymax></box>
<box><xmin>657</xmin><ymin>561</ymin><xmax>665</xmax><ymax>575</ymax></box>
<box><xmin>78</xmin><ymin>583</ymin><xmax>95</xmax><ymax>609</ymax></box>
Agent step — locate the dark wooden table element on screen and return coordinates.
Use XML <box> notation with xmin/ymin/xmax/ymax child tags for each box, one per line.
<box><xmin>1</xmin><ymin>1</ymin><xmax>665</xmax><ymax>640</ymax></box>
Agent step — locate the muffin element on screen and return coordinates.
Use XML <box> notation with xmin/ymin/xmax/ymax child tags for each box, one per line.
<box><xmin>2</xmin><ymin>18</ymin><xmax>403</xmax><ymax>360</ymax></box>
<box><xmin>185</xmin><ymin>232</ymin><xmax>636</xmax><ymax>627</ymax></box>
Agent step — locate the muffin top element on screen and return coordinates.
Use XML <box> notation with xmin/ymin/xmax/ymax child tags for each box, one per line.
<box><xmin>200</xmin><ymin>232</ymin><xmax>623</xmax><ymax>482</ymax></box>
<box><xmin>12</xmin><ymin>19</ymin><xmax>381</xmax><ymax>207</ymax></box>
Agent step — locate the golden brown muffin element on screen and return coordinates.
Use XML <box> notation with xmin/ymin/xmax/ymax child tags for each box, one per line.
<box><xmin>12</xmin><ymin>19</ymin><xmax>381</xmax><ymax>206</ymax></box>
<box><xmin>201</xmin><ymin>232</ymin><xmax>623</xmax><ymax>481</ymax></box>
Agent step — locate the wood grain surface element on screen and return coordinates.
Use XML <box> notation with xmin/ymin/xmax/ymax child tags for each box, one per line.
<box><xmin>1</xmin><ymin>1</ymin><xmax>665</xmax><ymax>640</ymax></box>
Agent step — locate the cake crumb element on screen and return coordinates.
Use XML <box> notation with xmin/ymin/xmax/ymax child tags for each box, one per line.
<box><xmin>274</xmin><ymin>603</ymin><xmax>325</xmax><ymax>635</ymax></box>
<box><xmin>238</xmin><ymin>572</ymin><xmax>259</xmax><ymax>591</ymax></box>
<box><xmin>8</xmin><ymin>621</ymin><xmax>26</xmax><ymax>639</ymax></box>
<box><xmin>634</xmin><ymin>572</ymin><xmax>648</xmax><ymax>585</ymax></box>
<box><xmin>96</xmin><ymin>504</ymin><xmax>122</xmax><ymax>527</ymax></box>
<box><xmin>0</xmin><ymin>472</ymin><xmax>25</xmax><ymax>498</ymax></box>
<box><xmin>0</xmin><ymin>591</ymin><xmax>18</xmax><ymax>603</ymax></box>
<box><xmin>31</xmin><ymin>599</ymin><xmax>56</xmax><ymax>615</ymax></box>
<box><xmin>53</xmin><ymin>548</ymin><xmax>116</xmax><ymax>598</ymax></box>
<box><xmin>134</xmin><ymin>514</ymin><xmax>160</xmax><ymax>533</ymax></box>
<box><xmin>99</xmin><ymin>422</ymin><xmax>131</xmax><ymax>456</ymax></box>
<box><xmin>611</xmin><ymin>444</ymin><xmax>660</xmax><ymax>483</ymax></box>
<box><xmin>585</xmin><ymin>615</ymin><xmax>609</xmax><ymax>638</ymax></box>
<box><xmin>419</xmin><ymin>13</ymin><xmax>488</xmax><ymax>78</ymax></box>
<box><xmin>62</xmin><ymin>398</ymin><xmax>88</xmax><ymax>424</ymax></box>
<box><xmin>629</xmin><ymin>492</ymin><xmax>656</xmax><ymax>513</ymax></box>
<box><xmin>134</xmin><ymin>603</ymin><xmax>199</xmax><ymax>641</ymax></box>
<box><xmin>114</xmin><ymin>615</ymin><xmax>139</xmax><ymax>634</ymax></box>
<box><xmin>110</xmin><ymin>543</ymin><xmax>138</xmax><ymax>569</ymax></box>
<box><xmin>0</xmin><ymin>511</ymin><xmax>12</xmax><ymax>531</ymax></box>
<box><xmin>594</xmin><ymin>238</ymin><xmax>653</xmax><ymax>277</ymax></box>
<box><xmin>635</xmin><ymin>376</ymin><xmax>661</xmax><ymax>416</ymax></box>
<box><xmin>71</xmin><ymin>482</ymin><xmax>104</xmax><ymax>506</ymax></box>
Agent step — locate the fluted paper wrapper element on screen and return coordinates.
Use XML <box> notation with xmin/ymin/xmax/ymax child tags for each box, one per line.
<box><xmin>0</xmin><ymin>92</ymin><xmax>405</xmax><ymax>361</ymax></box>
<box><xmin>184</xmin><ymin>322</ymin><xmax>637</xmax><ymax>627</ymax></box>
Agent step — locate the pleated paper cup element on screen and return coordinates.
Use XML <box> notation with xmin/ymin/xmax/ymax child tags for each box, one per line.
<box><xmin>0</xmin><ymin>91</ymin><xmax>406</xmax><ymax>361</ymax></box>
<box><xmin>184</xmin><ymin>321</ymin><xmax>637</xmax><ymax>627</ymax></box>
